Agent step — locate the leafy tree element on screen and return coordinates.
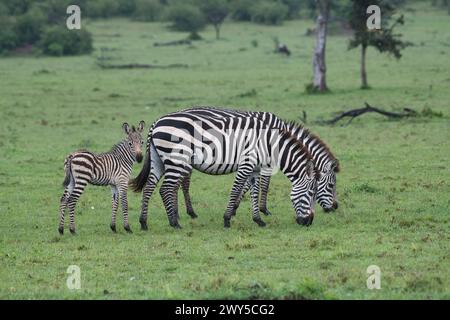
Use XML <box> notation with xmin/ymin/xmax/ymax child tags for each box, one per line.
<box><xmin>250</xmin><ymin>0</ymin><xmax>288</xmax><ymax>25</ymax></box>
<box><xmin>348</xmin><ymin>0</ymin><xmax>411</xmax><ymax>88</ymax></box>
<box><xmin>200</xmin><ymin>0</ymin><xmax>230</xmax><ymax>39</ymax></box>
<box><xmin>134</xmin><ymin>0</ymin><xmax>164</xmax><ymax>21</ymax></box>
<box><xmin>166</xmin><ymin>3</ymin><xmax>206</xmax><ymax>39</ymax></box>
<box><xmin>230</xmin><ymin>0</ymin><xmax>254</xmax><ymax>21</ymax></box>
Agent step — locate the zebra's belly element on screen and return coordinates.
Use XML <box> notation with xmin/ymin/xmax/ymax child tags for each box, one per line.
<box><xmin>191</xmin><ymin>162</ymin><xmax>238</xmax><ymax>175</ymax></box>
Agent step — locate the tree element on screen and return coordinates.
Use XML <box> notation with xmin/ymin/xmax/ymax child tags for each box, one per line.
<box><xmin>311</xmin><ymin>0</ymin><xmax>330</xmax><ymax>93</ymax></box>
<box><xmin>200</xmin><ymin>0</ymin><xmax>230</xmax><ymax>39</ymax></box>
<box><xmin>348</xmin><ymin>0</ymin><xmax>411</xmax><ymax>88</ymax></box>
<box><xmin>166</xmin><ymin>3</ymin><xmax>206</xmax><ymax>39</ymax></box>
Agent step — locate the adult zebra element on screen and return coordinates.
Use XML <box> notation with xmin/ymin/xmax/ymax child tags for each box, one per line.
<box><xmin>175</xmin><ymin>106</ymin><xmax>340</xmax><ymax>218</ymax></box>
<box><xmin>131</xmin><ymin>112</ymin><xmax>318</xmax><ymax>229</ymax></box>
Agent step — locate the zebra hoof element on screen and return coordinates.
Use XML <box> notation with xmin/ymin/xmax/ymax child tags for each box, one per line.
<box><xmin>110</xmin><ymin>224</ymin><xmax>117</xmax><ymax>233</ymax></box>
<box><xmin>140</xmin><ymin>222</ymin><xmax>148</xmax><ymax>231</ymax></box>
<box><xmin>253</xmin><ymin>218</ymin><xmax>266</xmax><ymax>227</ymax></box>
<box><xmin>260</xmin><ymin>208</ymin><xmax>272</xmax><ymax>216</ymax></box>
<box><xmin>58</xmin><ymin>227</ymin><xmax>64</xmax><ymax>235</ymax></box>
<box><xmin>170</xmin><ymin>222</ymin><xmax>182</xmax><ymax>229</ymax></box>
<box><xmin>187</xmin><ymin>211</ymin><xmax>198</xmax><ymax>219</ymax></box>
<box><xmin>69</xmin><ymin>228</ymin><xmax>76</xmax><ymax>235</ymax></box>
<box><xmin>224</xmin><ymin>218</ymin><xmax>231</xmax><ymax>228</ymax></box>
<box><xmin>124</xmin><ymin>225</ymin><xmax>133</xmax><ymax>233</ymax></box>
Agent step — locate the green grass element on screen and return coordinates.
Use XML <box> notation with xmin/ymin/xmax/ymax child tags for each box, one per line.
<box><xmin>0</xmin><ymin>3</ymin><xmax>449</xmax><ymax>299</ymax></box>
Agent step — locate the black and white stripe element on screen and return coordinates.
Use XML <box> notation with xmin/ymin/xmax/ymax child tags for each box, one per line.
<box><xmin>131</xmin><ymin>112</ymin><xmax>318</xmax><ymax>230</ymax></box>
<box><xmin>58</xmin><ymin>121</ymin><xmax>145</xmax><ymax>235</ymax></box>
<box><xmin>177</xmin><ymin>106</ymin><xmax>340</xmax><ymax>216</ymax></box>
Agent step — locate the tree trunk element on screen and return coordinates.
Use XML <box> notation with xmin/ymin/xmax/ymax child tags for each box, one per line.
<box><xmin>312</xmin><ymin>0</ymin><xmax>330</xmax><ymax>92</ymax></box>
<box><xmin>214</xmin><ymin>24</ymin><xmax>220</xmax><ymax>40</ymax></box>
<box><xmin>361</xmin><ymin>44</ymin><xmax>368</xmax><ymax>89</ymax></box>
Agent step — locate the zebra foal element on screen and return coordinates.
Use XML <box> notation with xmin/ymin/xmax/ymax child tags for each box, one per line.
<box><xmin>58</xmin><ymin>121</ymin><xmax>145</xmax><ymax>235</ymax></box>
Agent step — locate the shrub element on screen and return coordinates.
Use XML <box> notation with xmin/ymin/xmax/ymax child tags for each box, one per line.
<box><xmin>14</xmin><ymin>5</ymin><xmax>47</xmax><ymax>44</ymax></box>
<box><xmin>85</xmin><ymin>0</ymin><xmax>119</xmax><ymax>18</ymax></box>
<box><xmin>117</xmin><ymin>0</ymin><xmax>137</xmax><ymax>15</ymax></box>
<box><xmin>39</xmin><ymin>26</ymin><xmax>93</xmax><ymax>56</ymax></box>
<box><xmin>230</xmin><ymin>0</ymin><xmax>255</xmax><ymax>21</ymax></box>
<box><xmin>0</xmin><ymin>17</ymin><xmax>19</xmax><ymax>54</ymax></box>
<box><xmin>250</xmin><ymin>1</ymin><xmax>288</xmax><ymax>25</ymax></box>
<box><xmin>166</xmin><ymin>4</ymin><xmax>206</xmax><ymax>36</ymax></box>
<box><xmin>133</xmin><ymin>0</ymin><xmax>164</xmax><ymax>21</ymax></box>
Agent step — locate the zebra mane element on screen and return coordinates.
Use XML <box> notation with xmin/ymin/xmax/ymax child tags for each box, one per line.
<box><xmin>283</xmin><ymin>119</ymin><xmax>340</xmax><ymax>172</ymax></box>
<box><xmin>276</xmin><ymin>125</ymin><xmax>316</xmax><ymax>168</ymax></box>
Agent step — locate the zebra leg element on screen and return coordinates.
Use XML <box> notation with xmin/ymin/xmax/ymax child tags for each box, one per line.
<box><xmin>224</xmin><ymin>164</ymin><xmax>254</xmax><ymax>228</ymax></box>
<box><xmin>118</xmin><ymin>184</ymin><xmax>132</xmax><ymax>233</ymax></box>
<box><xmin>140</xmin><ymin>155</ymin><xmax>164</xmax><ymax>230</ymax></box>
<box><xmin>259</xmin><ymin>175</ymin><xmax>272</xmax><ymax>216</ymax></box>
<box><xmin>250</xmin><ymin>175</ymin><xmax>266</xmax><ymax>227</ymax></box>
<box><xmin>232</xmin><ymin>179</ymin><xmax>251</xmax><ymax>216</ymax></box>
<box><xmin>66</xmin><ymin>182</ymin><xmax>86</xmax><ymax>235</ymax></box>
<box><xmin>181</xmin><ymin>175</ymin><xmax>198</xmax><ymax>219</ymax></box>
<box><xmin>58</xmin><ymin>187</ymin><xmax>72</xmax><ymax>235</ymax></box>
<box><xmin>159</xmin><ymin>173</ymin><xmax>183</xmax><ymax>229</ymax></box>
<box><xmin>110</xmin><ymin>185</ymin><xmax>119</xmax><ymax>233</ymax></box>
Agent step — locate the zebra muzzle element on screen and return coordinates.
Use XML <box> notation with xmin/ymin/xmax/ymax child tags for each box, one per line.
<box><xmin>136</xmin><ymin>153</ymin><xmax>143</xmax><ymax>163</ymax></box>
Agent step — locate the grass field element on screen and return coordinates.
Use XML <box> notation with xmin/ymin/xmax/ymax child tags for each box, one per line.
<box><xmin>0</xmin><ymin>3</ymin><xmax>449</xmax><ymax>299</ymax></box>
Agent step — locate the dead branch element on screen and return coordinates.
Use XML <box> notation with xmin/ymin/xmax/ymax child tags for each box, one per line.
<box><xmin>321</xmin><ymin>102</ymin><xmax>417</xmax><ymax>125</ymax></box>
<box><xmin>153</xmin><ymin>39</ymin><xmax>192</xmax><ymax>47</ymax></box>
<box><xmin>98</xmin><ymin>63</ymin><xmax>188</xmax><ymax>69</ymax></box>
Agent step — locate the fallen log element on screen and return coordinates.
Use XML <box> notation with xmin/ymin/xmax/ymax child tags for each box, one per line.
<box><xmin>321</xmin><ymin>102</ymin><xmax>417</xmax><ymax>125</ymax></box>
<box><xmin>153</xmin><ymin>39</ymin><xmax>192</xmax><ymax>47</ymax></box>
<box><xmin>98</xmin><ymin>63</ymin><xmax>188</xmax><ymax>69</ymax></box>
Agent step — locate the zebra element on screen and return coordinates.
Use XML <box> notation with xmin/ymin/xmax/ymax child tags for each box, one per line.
<box><xmin>58</xmin><ymin>121</ymin><xmax>145</xmax><ymax>235</ymax></box>
<box><xmin>172</xmin><ymin>106</ymin><xmax>340</xmax><ymax>218</ymax></box>
<box><xmin>130</xmin><ymin>112</ymin><xmax>319</xmax><ymax>230</ymax></box>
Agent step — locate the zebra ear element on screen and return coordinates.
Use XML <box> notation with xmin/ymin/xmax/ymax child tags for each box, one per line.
<box><xmin>137</xmin><ymin>120</ymin><xmax>145</xmax><ymax>133</ymax></box>
<box><xmin>122</xmin><ymin>123</ymin><xmax>131</xmax><ymax>135</ymax></box>
<box><xmin>306</xmin><ymin>160</ymin><xmax>315</xmax><ymax>179</ymax></box>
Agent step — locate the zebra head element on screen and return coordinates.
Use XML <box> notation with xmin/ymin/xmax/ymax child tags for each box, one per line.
<box><xmin>317</xmin><ymin>159</ymin><xmax>340</xmax><ymax>212</ymax></box>
<box><xmin>122</xmin><ymin>121</ymin><xmax>145</xmax><ymax>163</ymax></box>
<box><xmin>291</xmin><ymin>160</ymin><xmax>318</xmax><ymax>226</ymax></box>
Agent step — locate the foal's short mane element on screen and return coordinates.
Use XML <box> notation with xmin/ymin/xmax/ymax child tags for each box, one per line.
<box><xmin>283</xmin><ymin>119</ymin><xmax>340</xmax><ymax>172</ymax></box>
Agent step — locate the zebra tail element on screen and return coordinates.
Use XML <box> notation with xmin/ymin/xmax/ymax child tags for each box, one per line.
<box><xmin>130</xmin><ymin>146</ymin><xmax>150</xmax><ymax>192</ymax></box>
<box><xmin>62</xmin><ymin>155</ymin><xmax>73</xmax><ymax>187</ymax></box>
<box><xmin>130</xmin><ymin>137</ymin><xmax>152</xmax><ymax>193</ymax></box>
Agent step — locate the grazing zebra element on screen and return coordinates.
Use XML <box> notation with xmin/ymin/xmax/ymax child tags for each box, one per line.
<box><xmin>131</xmin><ymin>112</ymin><xmax>318</xmax><ymax>230</ymax></box>
<box><xmin>58</xmin><ymin>121</ymin><xmax>145</xmax><ymax>235</ymax></box>
<box><xmin>174</xmin><ymin>106</ymin><xmax>340</xmax><ymax>218</ymax></box>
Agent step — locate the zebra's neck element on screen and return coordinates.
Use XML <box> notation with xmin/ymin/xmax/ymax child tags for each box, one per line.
<box><xmin>275</xmin><ymin>133</ymin><xmax>312</xmax><ymax>183</ymax></box>
<box><xmin>285</xmin><ymin>122</ymin><xmax>336</xmax><ymax>172</ymax></box>
<box><xmin>106</xmin><ymin>141</ymin><xmax>135</xmax><ymax>166</ymax></box>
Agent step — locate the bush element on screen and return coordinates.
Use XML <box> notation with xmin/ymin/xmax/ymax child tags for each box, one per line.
<box><xmin>85</xmin><ymin>0</ymin><xmax>119</xmax><ymax>18</ymax></box>
<box><xmin>117</xmin><ymin>0</ymin><xmax>137</xmax><ymax>15</ymax></box>
<box><xmin>39</xmin><ymin>26</ymin><xmax>93</xmax><ymax>56</ymax></box>
<box><xmin>166</xmin><ymin>4</ymin><xmax>206</xmax><ymax>35</ymax></box>
<box><xmin>250</xmin><ymin>1</ymin><xmax>288</xmax><ymax>25</ymax></box>
<box><xmin>133</xmin><ymin>0</ymin><xmax>164</xmax><ymax>21</ymax></box>
<box><xmin>14</xmin><ymin>5</ymin><xmax>47</xmax><ymax>44</ymax></box>
<box><xmin>230</xmin><ymin>0</ymin><xmax>255</xmax><ymax>21</ymax></box>
<box><xmin>0</xmin><ymin>17</ymin><xmax>19</xmax><ymax>54</ymax></box>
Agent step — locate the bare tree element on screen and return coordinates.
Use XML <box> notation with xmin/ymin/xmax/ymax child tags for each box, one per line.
<box><xmin>311</xmin><ymin>0</ymin><xmax>330</xmax><ymax>92</ymax></box>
